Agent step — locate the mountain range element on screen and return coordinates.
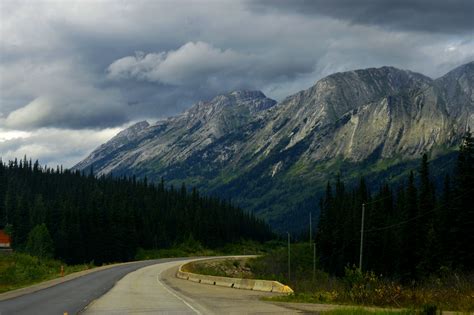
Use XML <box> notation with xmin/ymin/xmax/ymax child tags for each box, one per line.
<box><xmin>74</xmin><ymin>62</ymin><xmax>474</xmax><ymax>232</ymax></box>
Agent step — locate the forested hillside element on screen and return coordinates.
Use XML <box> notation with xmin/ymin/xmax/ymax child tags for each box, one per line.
<box><xmin>317</xmin><ymin>131</ymin><xmax>474</xmax><ymax>279</ymax></box>
<box><xmin>0</xmin><ymin>160</ymin><xmax>273</xmax><ymax>264</ymax></box>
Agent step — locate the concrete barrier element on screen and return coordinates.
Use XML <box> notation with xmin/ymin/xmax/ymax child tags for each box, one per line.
<box><xmin>176</xmin><ymin>259</ymin><xmax>294</xmax><ymax>294</ymax></box>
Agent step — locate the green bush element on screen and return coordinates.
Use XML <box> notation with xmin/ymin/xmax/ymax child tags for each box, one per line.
<box><xmin>251</xmin><ymin>245</ymin><xmax>474</xmax><ymax>312</ymax></box>
<box><xmin>25</xmin><ymin>224</ymin><xmax>54</xmax><ymax>259</ymax></box>
<box><xmin>0</xmin><ymin>253</ymin><xmax>90</xmax><ymax>293</ymax></box>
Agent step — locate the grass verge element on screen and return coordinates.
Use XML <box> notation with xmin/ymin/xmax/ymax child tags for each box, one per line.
<box><xmin>187</xmin><ymin>243</ymin><xmax>474</xmax><ymax>313</ymax></box>
<box><xmin>134</xmin><ymin>239</ymin><xmax>282</xmax><ymax>260</ymax></box>
<box><xmin>319</xmin><ymin>308</ymin><xmax>412</xmax><ymax>314</ymax></box>
<box><xmin>0</xmin><ymin>252</ymin><xmax>92</xmax><ymax>293</ymax></box>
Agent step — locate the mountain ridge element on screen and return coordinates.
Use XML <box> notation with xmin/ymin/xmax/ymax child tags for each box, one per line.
<box><xmin>73</xmin><ymin>62</ymin><xmax>473</xmax><ymax>231</ymax></box>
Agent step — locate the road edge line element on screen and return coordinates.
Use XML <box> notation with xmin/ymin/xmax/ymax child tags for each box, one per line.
<box><xmin>157</xmin><ymin>268</ymin><xmax>203</xmax><ymax>315</ymax></box>
<box><xmin>0</xmin><ymin>260</ymin><xmax>141</xmax><ymax>301</ymax></box>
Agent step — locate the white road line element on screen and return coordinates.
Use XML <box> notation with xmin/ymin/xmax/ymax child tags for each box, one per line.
<box><xmin>156</xmin><ymin>269</ymin><xmax>203</xmax><ymax>315</ymax></box>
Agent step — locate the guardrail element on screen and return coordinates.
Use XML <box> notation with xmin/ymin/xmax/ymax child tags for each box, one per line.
<box><xmin>176</xmin><ymin>259</ymin><xmax>293</xmax><ymax>294</ymax></box>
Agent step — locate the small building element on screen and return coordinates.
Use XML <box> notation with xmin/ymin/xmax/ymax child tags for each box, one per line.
<box><xmin>0</xmin><ymin>230</ymin><xmax>11</xmax><ymax>248</ymax></box>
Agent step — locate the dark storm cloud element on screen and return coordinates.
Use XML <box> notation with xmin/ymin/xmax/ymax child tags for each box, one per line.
<box><xmin>0</xmin><ymin>1</ymin><xmax>320</xmax><ymax>131</ymax></box>
<box><xmin>1</xmin><ymin>0</ymin><xmax>473</xmax><ymax>166</ymax></box>
<box><xmin>250</xmin><ymin>0</ymin><xmax>474</xmax><ymax>34</ymax></box>
<box><xmin>106</xmin><ymin>42</ymin><xmax>315</xmax><ymax>92</ymax></box>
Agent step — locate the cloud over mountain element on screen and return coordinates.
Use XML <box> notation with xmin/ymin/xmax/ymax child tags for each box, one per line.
<box><xmin>0</xmin><ymin>0</ymin><xmax>472</xmax><ymax>167</ymax></box>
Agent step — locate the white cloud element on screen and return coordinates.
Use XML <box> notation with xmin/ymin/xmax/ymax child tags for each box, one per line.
<box><xmin>0</xmin><ymin>127</ymin><xmax>122</xmax><ymax>167</ymax></box>
<box><xmin>0</xmin><ymin>56</ymin><xmax>131</xmax><ymax>129</ymax></box>
<box><xmin>107</xmin><ymin>41</ymin><xmax>290</xmax><ymax>89</ymax></box>
<box><xmin>4</xmin><ymin>88</ymin><xmax>127</xmax><ymax>130</ymax></box>
<box><xmin>0</xmin><ymin>129</ymin><xmax>31</xmax><ymax>142</ymax></box>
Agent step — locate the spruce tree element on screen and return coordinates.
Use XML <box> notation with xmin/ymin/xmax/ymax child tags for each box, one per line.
<box><xmin>454</xmin><ymin>131</ymin><xmax>474</xmax><ymax>269</ymax></box>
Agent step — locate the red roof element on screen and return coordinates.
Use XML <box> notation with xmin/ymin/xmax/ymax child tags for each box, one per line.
<box><xmin>0</xmin><ymin>230</ymin><xmax>11</xmax><ymax>245</ymax></box>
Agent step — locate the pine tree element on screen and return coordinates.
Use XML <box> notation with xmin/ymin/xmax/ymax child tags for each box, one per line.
<box><xmin>0</xmin><ymin>157</ymin><xmax>273</xmax><ymax>264</ymax></box>
<box><xmin>417</xmin><ymin>153</ymin><xmax>437</xmax><ymax>275</ymax></box>
<box><xmin>438</xmin><ymin>174</ymin><xmax>454</xmax><ymax>266</ymax></box>
<box><xmin>454</xmin><ymin>130</ymin><xmax>474</xmax><ymax>269</ymax></box>
<box><xmin>401</xmin><ymin>171</ymin><xmax>418</xmax><ymax>279</ymax></box>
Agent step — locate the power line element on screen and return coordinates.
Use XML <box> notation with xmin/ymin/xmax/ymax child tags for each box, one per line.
<box><xmin>363</xmin><ymin>194</ymin><xmax>392</xmax><ymax>205</ymax></box>
<box><xmin>364</xmin><ymin>187</ymin><xmax>474</xmax><ymax>233</ymax></box>
<box><xmin>316</xmin><ymin>182</ymin><xmax>473</xmax><ymax>267</ymax></box>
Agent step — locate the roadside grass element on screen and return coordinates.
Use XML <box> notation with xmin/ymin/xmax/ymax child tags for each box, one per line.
<box><xmin>189</xmin><ymin>243</ymin><xmax>474</xmax><ymax>313</ymax></box>
<box><xmin>0</xmin><ymin>252</ymin><xmax>92</xmax><ymax>293</ymax></box>
<box><xmin>134</xmin><ymin>239</ymin><xmax>282</xmax><ymax>260</ymax></box>
<box><xmin>183</xmin><ymin>260</ymin><xmax>230</xmax><ymax>277</ymax></box>
<box><xmin>260</xmin><ymin>265</ymin><xmax>474</xmax><ymax>313</ymax></box>
<box><xmin>184</xmin><ymin>258</ymin><xmax>254</xmax><ymax>279</ymax></box>
<box><xmin>134</xmin><ymin>247</ymin><xmax>217</xmax><ymax>260</ymax></box>
<box><xmin>0</xmin><ymin>239</ymin><xmax>277</xmax><ymax>294</ymax></box>
<box><xmin>319</xmin><ymin>308</ymin><xmax>412</xmax><ymax>314</ymax></box>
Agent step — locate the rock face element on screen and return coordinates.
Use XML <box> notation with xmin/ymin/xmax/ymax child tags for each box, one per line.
<box><xmin>73</xmin><ymin>121</ymin><xmax>150</xmax><ymax>173</ymax></box>
<box><xmin>239</xmin><ymin>66</ymin><xmax>447</xmax><ymax>165</ymax></box>
<box><xmin>436</xmin><ymin>61</ymin><xmax>474</xmax><ymax>133</ymax></box>
<box><xmin>73</xmin><ymin>62</ymin><xmax>473</xmax><ymax>230</ymax></box>
<box><xmin>74</xmin><ymin>90</ymin><xmax>277</xmax><ymax>177</ymax></box>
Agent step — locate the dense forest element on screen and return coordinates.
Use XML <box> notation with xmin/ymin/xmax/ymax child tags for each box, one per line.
<box><xmin>0</xmin><ymin>161</ymin><xmax>273</xmax><ymax>264</ymax></box>
<box><xmin>316</xmin><ymin>131</ymin><xmax>474</xmax><ymax>280</ymax></box>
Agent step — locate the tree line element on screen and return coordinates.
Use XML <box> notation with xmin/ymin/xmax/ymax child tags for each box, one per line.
<box><xmin>316</xmin><ymin>131</ymin><xmax>474</xmax><ymax>280</ymax></box>
<box><xmin>0</xmin><ymin>160</ymin><xmax>273</xmax><ymax>264</ymax></box>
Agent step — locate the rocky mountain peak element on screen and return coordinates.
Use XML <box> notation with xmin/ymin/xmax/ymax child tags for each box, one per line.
<box><xmin>437</xmin><ymin>61</ymin><xmax>474</xmax><ymax>92</ymax></box>
<box><xmin>304</xmin><ymin>66</ymin><xmax>433</xmax><ymax>120</ymax></box>
<box><xmin>442</xmin><ymin>61</ymin><xmax>474</xmax><ymax>77</ymax></box>
<box><xmin>183</xmin><ymin>90</ymin><xmax>276</xmax><ymax>122</ymax></box>
<box><xmin>436</xmin><ymin>61</ymin><xmax>474</xmax><ymax>130</ymax></box>
<box><xmin>208</xmin><ymin>90</ymin><xmax>276</xmax><ymax>112</ymax></box>
<box><xmin>114</xmin><ymin>121</ymin><xmax>150</xmax><ymax>140</ymax></box>
<box><xmin>437</xmin><ymin>61</ymin><xmax>473</xmax><ymax>85</ymax></box>
<box><xmin>229</xmin><ymin>90</ymin><xmax>266</xmax><ymax>100</ymax></box>
<box><xmin>317</xmin><ymin>66</ymin><xmax>432</xmax><ymax>95</ymax></box>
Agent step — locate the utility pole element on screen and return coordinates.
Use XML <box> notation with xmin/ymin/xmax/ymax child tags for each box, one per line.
<box><xmin>287</xmin><ymin>232</ymin><xmax>291</xmax><ymax>282</ymax></box>
<box><xmin>312</xmin><ymin>242</ymin><xmax>316</xmax><ymax>282</ymax></box>
<box><xmin>309</xmin><ymin>212</ymin><xmax>312</xmax><ymax>247</ymax></box>
<box><xmin>359</xmin><ymin>203</ymin><xmax>365</xmax><ymax>271</ymax></box>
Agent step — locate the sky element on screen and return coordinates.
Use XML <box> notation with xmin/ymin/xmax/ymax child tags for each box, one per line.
<box><xmin>1</xmin><ymin>0</ymin><xmax>473</xmax><ymax>167</ymax></box>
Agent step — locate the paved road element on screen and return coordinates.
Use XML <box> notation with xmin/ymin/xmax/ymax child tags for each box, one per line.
<box><xmin>0</xmin><ymin>258</ymin><xmax>184</xmax><ymax>315</ymax></box>
<box><xmin>84</xmin><ymin>259</ymin><xmax>300</xmax><ymax>314</ymax></box>
<box><xmin>1</xmin><ymin>257</ymin><xmax>306</xmax><ymax>314</ymax></box>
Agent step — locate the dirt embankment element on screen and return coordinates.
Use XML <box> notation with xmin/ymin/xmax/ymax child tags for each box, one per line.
<box><xmin>184</xmin><ymin>258</ymin><xmax>255</xmax><ymax>279</ymax></box>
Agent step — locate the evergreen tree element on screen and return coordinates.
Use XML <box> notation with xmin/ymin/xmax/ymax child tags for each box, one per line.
<box><xmin>417</xmin><ymin>154</ymin><xmax>437</xmax><ymax>276</ymax></box>
<box><xmin>438</xmin><ymin>174</ymin><xmax>454</xmax><ymax>266</ymax></box>
<box><xmin>0</xmin><ymin>157</ymin><xmax>273</xmax><ymax>264</ymax></box>
<box><xmin>454</xmin><ymin>130</ymin><xmax>474</xmax><ymax>268</ymax></box>
<box><xmin>401</xmin><ymin>171</ymin><xmax>419</xmax><ymax>279</ymax></box>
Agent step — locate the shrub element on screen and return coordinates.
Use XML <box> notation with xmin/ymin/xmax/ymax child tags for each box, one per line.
<box><xmin>25</xmin><ymin>224</ymin><xmax>54</xmax><ymax>259</ymax></box>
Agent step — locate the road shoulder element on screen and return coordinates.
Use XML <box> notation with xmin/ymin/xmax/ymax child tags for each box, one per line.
<box><xmin>0</xmin><ymin>261</ymin><xmax>136</xmax><ymax>301</ymax></box>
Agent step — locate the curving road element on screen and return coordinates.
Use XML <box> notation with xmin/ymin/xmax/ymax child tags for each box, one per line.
<box><xmin>83</xmin><ymin>259</ymin><xmax>296</xmax><ymax>314</ymax></box>
<box><xmin>1</xmin><ymin>257</ymin><xmax>304</xmax><ymax>314</ymax></box>
<box><xmin>0</xmin><ymin>258</ymin><xmax>184</xmax><ymax>315</ymax></box>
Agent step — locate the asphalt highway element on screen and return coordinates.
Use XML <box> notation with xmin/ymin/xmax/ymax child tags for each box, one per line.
<box><xmin>83</xmin><ymin>259</ymin><xmax>296</xmax><ymax>314</ymax></box>
<box><xmin>1</xmin><ymin>257</ymin><xmax>305</xmax><ymax>314</ymax></box>
<box><xmin>0</xmin><ymin>258</ymin><xmax>184</xmax><ymax>315</ymax></box>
